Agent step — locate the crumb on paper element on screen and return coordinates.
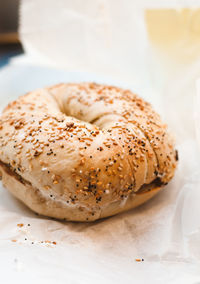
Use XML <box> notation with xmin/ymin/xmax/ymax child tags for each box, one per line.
<box><xmin>11</xmin><ymin>238</ymin><xmax>57</xmax><ymax>246</ymax></box>
<box><xmin>45</xmin><ymin>240</ymin><xmax>57</xmax><ymax>245</ymax></box>
<box><xmin>135</xmin><ymin>258</ymin><xmax>144</xmax><ymax>262</ymax></box>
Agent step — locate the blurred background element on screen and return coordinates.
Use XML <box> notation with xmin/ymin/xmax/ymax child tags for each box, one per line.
<box><xmin>0</xmin><ymin>0</ymin><xmax>22</xmax><ymax>67</ymax></box>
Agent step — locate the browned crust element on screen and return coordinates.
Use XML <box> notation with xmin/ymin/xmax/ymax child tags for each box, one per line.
<box><xmin>0</xmin><ymin>162</ymin><xmax>162</xmax><ymax>222</ymax></box>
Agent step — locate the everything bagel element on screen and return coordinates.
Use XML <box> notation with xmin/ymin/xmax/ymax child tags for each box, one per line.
<box><xmin>0</xmin><ymin>83</ymin><xmax>178</xmax><ymax>221</ymax></box>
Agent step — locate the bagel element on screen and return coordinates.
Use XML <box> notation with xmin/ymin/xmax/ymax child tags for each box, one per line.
<box><xmin>0</xmin><ymin>83</ymin><xmax>178</xmax><ymax>221</ymax></box>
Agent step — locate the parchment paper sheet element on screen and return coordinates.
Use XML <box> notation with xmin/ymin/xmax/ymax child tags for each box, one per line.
<box><xmin>0</xmin><ymin>0</ymin><xmax>200</xmax><ymax>283</ymax></box>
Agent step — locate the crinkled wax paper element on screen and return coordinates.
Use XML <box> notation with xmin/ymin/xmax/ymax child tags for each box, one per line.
<box><xmin>0</xmin><ymin>0</ymin><xmax>200</xmax><ymax>283</ymax></box>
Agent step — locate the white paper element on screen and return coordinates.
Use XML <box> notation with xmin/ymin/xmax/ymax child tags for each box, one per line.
<box><xmin>19</xmin><ymin>0</ymin><xmax>150</xmax><ymax>87</ymax></box>
<box><xmin>0</xmin><ymin>0</ymin><xmax>200</xmax><ymax>283</ymax></box>
<box><xmin>0</xmin><ymin>63</ymin><xmax>200</xmax><ymax>283</ymax></box>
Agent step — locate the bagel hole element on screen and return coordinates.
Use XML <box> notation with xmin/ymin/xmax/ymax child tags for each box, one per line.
<box><xmin>90</xmin><ymin>113</ymin><xmax>124</xmax><ymax>129</ymax></box>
